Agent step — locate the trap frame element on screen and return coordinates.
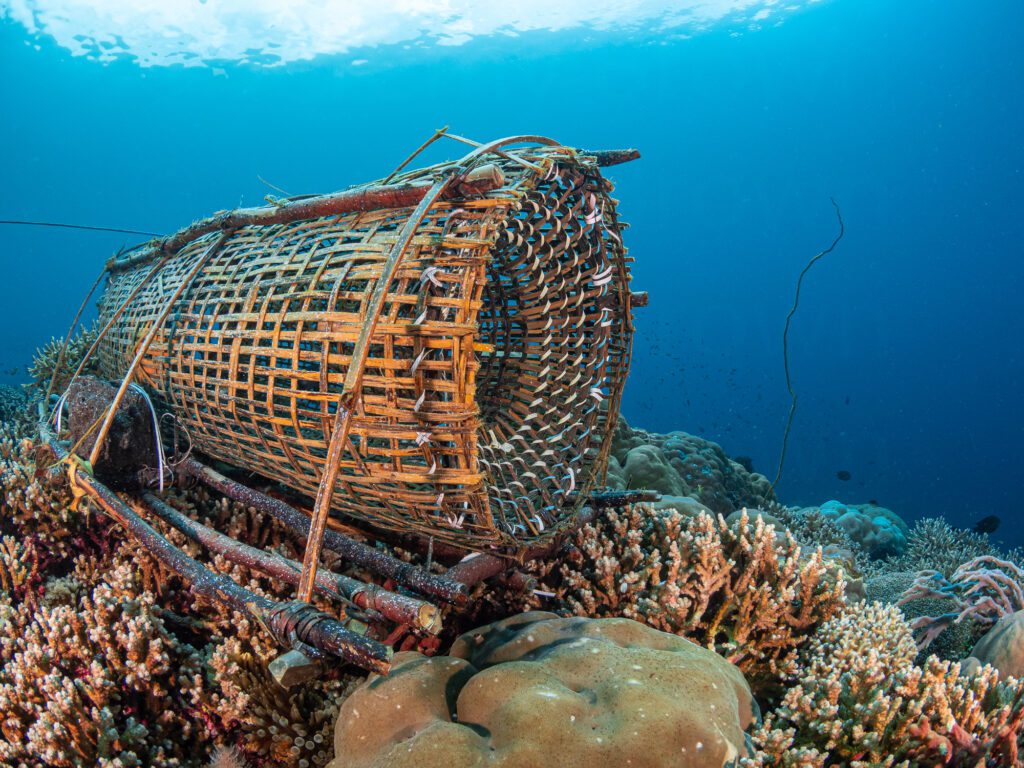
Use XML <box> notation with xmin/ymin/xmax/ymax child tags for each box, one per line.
<box><xmin>41</xmin><ymin>133</ymin><xmax>647</xmax><ymax>675</ymax></box>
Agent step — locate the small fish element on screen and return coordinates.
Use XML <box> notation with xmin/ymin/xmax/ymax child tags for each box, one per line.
<box><xmin>973</xmin><ymin>515</ymin><xmax>1001</xmax><ymax>534</ymax></box>
<box><xmin>734</xmin><ymin>455</ymin><xmax>755</xmax><ymax>473</ymax></box>
<box><xmin>836</xmin><ymin>470</ymin><xmax>852</xmax><ymax>481</ymax></box>
<box><xmin>4</xmin><ymin>367</ymin><xmax>18</xmax><ymax>376</ymax></box>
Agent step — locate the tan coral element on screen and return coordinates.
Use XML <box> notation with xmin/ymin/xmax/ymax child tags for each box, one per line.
<box><xmin>208</xmin><ymin>635</ymin><xmax>360</xmax><ymax>768</ymax></box>
<box><xmin>329</xmin><ymin>612</ymin><xmax>754</xmax><ymax>768</ymax></box>
<box><xmin>536</xmin><ymin>506</ymin><xmax>845</xmax><ymax>693</ymax></box>
<box><xmin>745</xmin><ymin>601</ymin><xmax>1024</xmax><ymax>766</ymax></box>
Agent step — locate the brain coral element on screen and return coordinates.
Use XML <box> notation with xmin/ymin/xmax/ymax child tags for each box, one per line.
<box><xmin>328</xmin><ymin>611</ymin><xmax>754</xmax><ymax>768</ymax></box>
<box><xmin>607</xmin><ymin>417</ymin><xmax>775</xmax><ymax>515</ymax></box>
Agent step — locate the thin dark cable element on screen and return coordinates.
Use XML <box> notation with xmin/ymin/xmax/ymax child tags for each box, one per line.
<box><xmin>0</xmin><ymin>220</ymin><xmax>159</xmax><ymax>237</ymax></box>
<box><xmin>771</xmin><ymin>198</ymin><xmax>845</xmax><ymax>491</ymax></box>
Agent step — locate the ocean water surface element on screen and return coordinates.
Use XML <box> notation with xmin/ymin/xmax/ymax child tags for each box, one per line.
<box><xmin>1</xmin><ymin>0</ymin><xmax>1021</xmax><ymax>543</ymax></box>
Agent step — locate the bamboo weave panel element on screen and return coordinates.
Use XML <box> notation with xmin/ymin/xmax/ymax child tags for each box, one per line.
<box><xmin>96</xmin><ymin>148</ymin><xmax>634</xmax><ymax>550</ymax></box>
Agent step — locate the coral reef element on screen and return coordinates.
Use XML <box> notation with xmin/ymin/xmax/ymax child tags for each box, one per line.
<box><xmin>900</xmin><ymin>555</ymin><xmax>1024</xmax><ymax>651</ymax></box>
<box><xmin>0</xmin><ymin>428</ymin><xmax>364</xmax><ymax>768</ymax></box>
<box><xmin>489</xmin><ymin>505</ymin><xmax>846</xmax><ymax>695</ymax></box>
<box><xmin>606</xmin><ymin>417</ymin><xmax>776</xmax><ymax>515</ymax></box>
<box><xmin>866</xmin><ymin>569</ymin><xmax>982</xmax><ymax>661</ymax></box>
<box><xmin>744</xmin><ymin>601</ymin><xmax>1024</xmax><ymax>766</ymax></box>
<box><xmin>881</xmin><ymin>517</ymin><xmax>996</xmax><ymax>577</ymax></box>
<box><xmin>329</xmin><ymin>611</ymin><xmax>754</xmax><ymax>768</ymax></box>
<box><xmin>0</xmin><ymin>385</ymin><xmax>30</xmax><ymax>439</ymax></box>
<box><xmin>0</xmin><ymin>567</ymin><xmax>212</xmax><ymax>767</ymax></box>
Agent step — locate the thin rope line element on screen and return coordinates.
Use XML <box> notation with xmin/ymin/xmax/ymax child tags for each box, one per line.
<box><xmin>771</xmin><ymin>198</ymin><xmax>845</xmax><ymax>491</ymax></box>
<box><xmin>0</xmin><ymin>220</ymin><xmax>159</xmax><ymax>237</ymax></box>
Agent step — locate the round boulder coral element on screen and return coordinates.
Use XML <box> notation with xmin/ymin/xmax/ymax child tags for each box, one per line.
<box><xmin>963</xmin><ymin>609</ymin><xmax>1024</xmax><ymax>679</ymax></box>
<box><xmin>814</xmin><ymin>500</ymin><xmax>909</xmax><ymax>558</ymax></box>
<box><xmin>329</xmin><ymin>612</ymin><xmax>754</xmax><ymax>768</ymax></box>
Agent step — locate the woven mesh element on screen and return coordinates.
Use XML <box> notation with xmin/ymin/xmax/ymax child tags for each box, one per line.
<box><xmin>95</xmin><ymin>145</ymin><xmax>634</xmax><ymax>550</ymax></box>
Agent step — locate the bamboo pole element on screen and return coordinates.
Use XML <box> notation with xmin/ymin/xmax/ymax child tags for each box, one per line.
<box><xmin>106</xmin><ymin>164</ymin><xmax>505</xmax><ymax>273</ymax></box>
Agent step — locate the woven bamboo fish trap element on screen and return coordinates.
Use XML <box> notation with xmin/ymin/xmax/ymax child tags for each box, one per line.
<box><xmin>92</xmin><ymin>135</ymin><xmax>638</xmax><ymax>554</ymax></box>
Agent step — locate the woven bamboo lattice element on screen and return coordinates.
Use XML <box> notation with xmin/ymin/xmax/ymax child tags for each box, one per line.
<box><xmin>94</xmin><ymin>137</ymin><xmax>636</xmax><ymax>551</ymax></box>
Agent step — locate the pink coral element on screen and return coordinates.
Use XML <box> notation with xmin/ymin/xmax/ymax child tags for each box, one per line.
<box><xmin>899</xmin><ymin>555</ymin><xmax>1024</xmax><ymax>650</ymax></box>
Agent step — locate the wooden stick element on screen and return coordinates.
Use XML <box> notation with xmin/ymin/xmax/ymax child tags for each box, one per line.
<box><xmin>181</xmin><ymin>458</ymin><xmax>469</xmax><ymax>606</ymax></box>
<box><xmin>37</xmin><ymin>415</ymin><xmax>392</xmax><ymax>674</ymax></box>
<box><xmin>106</xmin><ymin>164</ymin><xmax>505</xmax><ymax>273</ymax></box>
<box><xmin>139</xmin><ymin>492</ymin><xmax>441</xmax><ymax>634</ymax></box>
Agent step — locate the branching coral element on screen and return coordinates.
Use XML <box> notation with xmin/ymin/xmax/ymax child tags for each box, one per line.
<box><xmin>27</xmin><ymin>323</ymin><xmax>100</xmax><ymax>394</ymax></box>
<box><xmin>744</xmin><ymin>601</ymin><xmax>1024</xmax><ymax>767</ymax></box>
<box><xmin>899</xmin><ymin>555</ymin><xmax>1024</xmax><ymax>651</ymax></box>
<box><xmin>510</xmin><ymin>506</ymin><xmax>846</xmax><ymax>694</ymax></box>
<box><xmin>0</xmin><ymin>420</ymin><xmax>368</xmax><ymax>767</ymax></box>
<box><xmin>0</xmin><ymin>570</ymin><xmax>212</xmax><ymax>766</ymax></box>
<box><xmin>880</xmin><ymin>517</ymin><xmax>996</xmax><ymax>578</ymax></box>
<box><xmin>208</xmin><ymin>636</ymin><xmax>359</xmax><ymax>768</ymax></box>
<box><xmin>0</xmin><ymin>386</ymin><xmax>31</xmax><ymax>439</ymax></box>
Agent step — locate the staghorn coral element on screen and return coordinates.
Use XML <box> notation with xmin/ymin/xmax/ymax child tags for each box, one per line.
<box><xmin>329</xmin><ymin>612</ymin><xmax>754</xmax><ymax>768</ymax></box>
<box><xmin>606</xmin><ymin>417</ymin><xmax>776</xmax><ymax>515</ymax></box>
<box><xmin>899</xmin><ymin>554</ymin><xmax>1024</xmax><ymax>651</ymax></box>
<box><xmin>512</xmin><ymin>505</ymin><xmax>846</xmax><ymax>694</ymax></box>
<box><xmin>744</xmin><ymin>601</ymin><xmax>1024</xmax><ymax>767</ymax></box>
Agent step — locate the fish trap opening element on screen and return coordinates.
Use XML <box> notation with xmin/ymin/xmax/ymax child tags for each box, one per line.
<box><xmin>474</xmin><ymin>162</ymin><xmax>620</xmax><ymax>538</ymax></box>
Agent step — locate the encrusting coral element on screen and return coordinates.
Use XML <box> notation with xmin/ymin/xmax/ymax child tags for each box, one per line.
<box><xmin>329</xmin><ymin>612</ymin><xmax>755</xmax><ymax>768</ymax></box>
<box><xmin>743</xmin><ymin>601</ymin><xmax>1024</xmax><ymax>767</ymax></box>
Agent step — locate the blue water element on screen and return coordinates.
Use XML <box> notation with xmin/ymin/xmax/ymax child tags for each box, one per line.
<box><xmin>2</xmin><ymin>0</ymin><xmax>1022</xmax><ymax>544</ymax></box>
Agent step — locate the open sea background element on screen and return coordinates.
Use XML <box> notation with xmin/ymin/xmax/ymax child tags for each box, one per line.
<box><xmin>1</xmin><ymin>1</ymin><xmax>1021</xmax><ymax>545</ymax></box>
